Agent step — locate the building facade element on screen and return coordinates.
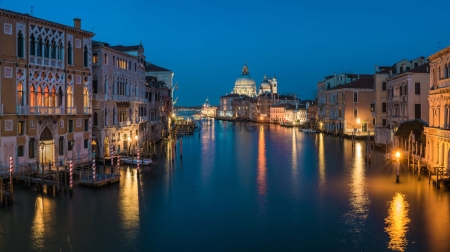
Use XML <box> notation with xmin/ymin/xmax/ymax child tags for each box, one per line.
<box><xmin>91</xmin><ymin>41</ymin><xmax>147</xmax><ymax>159</ymax></box>
<box><xmin>424</xmin><ymin>46</ymin><xmax>450</xmax><ymax>169</ymax></box>
<box><xmin>0</xmin><ymin>10</ymin><xmax>94</xmax><ymax>167</ymax></box>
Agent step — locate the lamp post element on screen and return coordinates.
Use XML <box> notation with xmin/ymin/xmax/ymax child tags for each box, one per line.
<box><xmin>396</xmin><ymin>151</ymin><xmax>400</xmax><ymax>183</ymax></box>
<box><xmin>40</xmin><ymin>141</ymin><xmax>45</xmax><ymax>173</ymax></box>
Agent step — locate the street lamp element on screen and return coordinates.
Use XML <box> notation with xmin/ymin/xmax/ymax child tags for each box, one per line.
<box><xmin>395</xmin><ymin>151</ymin><xmax>400</xmax><ymax>183</ymax></box>
<box><xmin>40</xmin><ymin>141</ymin><xmax>45</xmax><ymax>172</ymax></box>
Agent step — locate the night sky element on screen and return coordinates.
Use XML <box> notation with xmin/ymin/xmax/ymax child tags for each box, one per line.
<box><xmin>2</xmin><ymin>0</ymin><xmax>450</xmax><ymax>106</ymax></box>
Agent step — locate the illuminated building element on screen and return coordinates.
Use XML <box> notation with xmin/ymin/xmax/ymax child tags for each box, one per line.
<box><xmin>0</xmin><ymin>9</ymin><xmax>94</xmax><ymax>167</ymax></box>
<box><xmin>91</xmin><ymin>41</ymin><xmax>147</xmax><ymax>158</ymax></box>
<box><xmin>372</xmin><ymin>58</ymin><xmax>429</xmax><ymax>145</ymax></box>
<box><xmin>424</xmin><ymin>45</ymin><xmax>450</xmax><ymax>168</ymax></box>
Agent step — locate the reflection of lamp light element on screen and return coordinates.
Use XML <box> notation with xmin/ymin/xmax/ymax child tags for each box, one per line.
<box><xmin>135</xmin><ymin>135</ymin><xmax>138</xmax><ymax>146</ymax></box>
<box><xmin>395</xmin><ymin>151</ymin><xmax>400</xmax><ymax>183</ymax></box>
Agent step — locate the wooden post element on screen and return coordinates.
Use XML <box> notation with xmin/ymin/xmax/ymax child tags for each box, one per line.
<box><xmin>9</xmin><ymin>157</ymin><xmax>13</xmax><ymax>199</ymax></box>
<box><xmin>64</xmin><ymin>164</ymin><xmax>67</xmax><ymax>192</ymax></box>
<box><xmin>56</xmin><ymin>166</ymin><xmax>60</xmax><ymax>192</ymax></box>
<box><xmin>0</xmin><ymin>175</ymin><xmax>3</xmax><ymax>205</ymax></box>
<box><xmin>180</xmin><ymin>138</ymin><xmax>183</xmax><ymax>160</ymax></box>
<box><xmin>69</xmin><ymin>160</ymin><xmax>73</xmax><ymax>193</ymax></box>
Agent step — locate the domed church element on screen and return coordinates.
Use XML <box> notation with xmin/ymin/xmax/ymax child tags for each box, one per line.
<box><xmin>232</xmin><ymin>64</ymin><xmax>257</xmax><ymax>97</ymax></box>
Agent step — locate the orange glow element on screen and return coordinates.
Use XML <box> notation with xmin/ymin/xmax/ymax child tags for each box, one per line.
<box><xmin>396</xmin><ymin>151</ymin><xmax>400</xmax><ymax>159</ymax></box>
<box><xmin>385</xmin><ymin>193</ymin><xmax>410</xmax><ymax>251</ymax></box>
<box><xmin>257</xmin><ymin>128</ymin><xmax>267</xmax><ymax>195</ymax></box>
<box><xmin>119</xmin><ymin>167</ymin><xmax>140</xmax><ymax>240</ymax></box>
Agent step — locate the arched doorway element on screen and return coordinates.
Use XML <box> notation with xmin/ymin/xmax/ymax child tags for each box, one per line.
<box><xmin>104</xmin><ymin>136</ymin><xmax>110</xmax><ymax>158</ymax></box>
<box><xmin>39</xmin><ymin>127</ymin><xmax>54</xmax><ymax>166</ymax></box>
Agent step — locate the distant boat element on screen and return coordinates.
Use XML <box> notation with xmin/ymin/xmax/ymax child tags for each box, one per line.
<box><xmin>120</xmin><ymin>157</ymin><xmax>153</xmax><ymax>166</ymax></box>
<box><xmin>301</xmin><ymin>129</ymin><xmax>316</xmax><ymax>133</ymax></box>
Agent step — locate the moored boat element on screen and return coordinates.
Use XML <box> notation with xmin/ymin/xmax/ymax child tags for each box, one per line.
<box><xmin>120</xmin><ymin>157</ymin><xmax>153</xmax><ymax>166</ymax></box>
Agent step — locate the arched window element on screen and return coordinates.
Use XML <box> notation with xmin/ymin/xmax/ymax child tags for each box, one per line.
<box><xmin>30</xmin><ymin>85</ymin><xmax>35</xmax><ymax>107</ymax></box>
<box><xmin>105</xmin><ymin>109</ymin><xmax>108</xmax><ymax>126</ymax></box>
<box><xmin>93</xmin><ymin>112</ymin><xmax>98</xmax><ymax>126</ymax></box>
<box><xmin>58</xmin><ymin>41</ymin><xmax>64</xmax><ymax>60</ymax></box>
<box><xmin>113</xmin><ymin>108</ymin><xmax>116</xmax><ymax>125</ymax></box>
<box><xmin>57</xmin><ymin>86</ymin><xmax>63</xmax><ymax>107</ymax></box>
<box><xmin>353</xmin><ymin>92</ymin><xmax>358</xmax><ymax>103</ymax></box>
<box><xmin>30</xmin><ymin>34</ymin><xmax>35</xmax><ymax>56</ymax></box>
<box><xmin>83</xmin><ymin>45</ymin><xmax>88</xmax><ymax>67</ymax></box>
<box><xmin>44</xmin><ymin>39</ymin><xmax>50</xmax><ymax>58</ymax></box>
<box><xmin>83</xmin><ymin>87</ymin><xmax>89</xmax><ymax>108</ymax></box>
<box><xmin>353</xmin><ymin>107</ymin><xmax>358</xmax><ymax>118</ymax></box>
<box><xmin>67</xmin><ymin>86</ymin><xmax>73</xmax><ymax>107</ymax></box>
<box><xmin>51</xmin><ymin>39</ymin><xmax>56</xmax><ymax>59</ymax></box>
<box><xmin>44</xmin><ymin>86</ymin><xmax>49</xmax><ymax>107</ymax></box>
<box><xmin>37</xmin><ymin>86</ymin><xmax>42</xmax><ymax>107</ymax></box>
<box><xmin>51</xmin><ymin>87</ymin><xmax>56</xmax><ymax>107</ymax></box>
<box><xmin>17</xmin><ymin>30</ymin><xmax>24</xmax><ymax>58</ymax></box>
<box><xmin>67</xmin><ymin>41</ymin><xmax>73</xmax><ymax>65</ymax></box>
<box><xmin>17</xmin><ymin>81</ymin><xmax>24</xmax><ymax>106</ymax></box>
<box><xmin>37</xmin><ymin>37</ymin><xmax>43</xmax><ymax>57</ymax></box>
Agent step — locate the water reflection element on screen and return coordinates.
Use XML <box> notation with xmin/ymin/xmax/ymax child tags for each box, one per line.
<box><xmin>385</xmin><ymin>193</ymin><xmax>410</xmax><ymax>252</ymax></box>
<box><xmin>343</xmin><ymin>143</ymin><xmax>370</xmax><ymax>247</ymax></box>
<box><xmin>119</xmin><ymin>167</ymin><xmax>140</xmax><ymax>242</ymax></box>
<box><xmin>317</xmin><ymin>133</ymin><xmax>326</xmax><ymax>195</ymax></box>
<box><xmin>31</xmin><ymin>196</ymin><xmax>55</xmax><ymax>251</ymax></box>
<box><xmin>257</xmin><ymin>126</ymin><xmax>267</xmax><ymax>195</ymax></box>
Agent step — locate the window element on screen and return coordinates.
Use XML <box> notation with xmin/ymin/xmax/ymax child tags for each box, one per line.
<box><xmin>93</xmin><ymin>79</ymin><xmax>98</xmax><ymax>93</ymax></box>
<box><xmin>382</xmin><ymin>102</ymin><xmax>387</xmax><ymax>113</ymax></box>
<box><xmin>67</xmin><ymin>41</ymin><xmax>73</xmax><ymax>65</ymax></box>
<box><xmin>17</xmin><ymin>81</ymin><xmax>24</xmax><ymax>106</ymax></box>
<box><xmin>382</xmin><ymin>82</ymin><xmax>386</xmax><ymax>91</ymax></box>
<box><xmin>29</xmin><ymin>138</ymin><xmax>35</xmax><ymax>159</ymax></box>
<box><xmin>68</xmin><ymin>119</ymin><xmax>73</xmax><ymax>132</ymax></box>
<box><xmin>373</xmin><ymin>118</ymin><xmax>375</xmax><ymax>125</ymax></box>
<box><xmin>415</xmin><ymin>104</ymin><xmax>421</xmax><ymax>119</ymax></box>
<box><xmin>17</xmin><ymin>30</ymin><xmax>24</xmax><ymax>58</ymax></box>
<box><xmin>93</xmin><ymin>53</ymin><xmax>98</xmax><ymax>63</ymax></box>
<box><xmin>37</xmin><ymin>37</ymin><xmax>43</xmax><ymax>57</ymax></box>
<box><xmin>30</xmin><ymin>35</ymin><xmax>35</xmax><ymax>56</ymax></box>
<box><xmin>59</xmin><ymin>136</ymin><xmax>64</xmax><ymax>155</ymax></box>
<box><xmin>104</xmin><ymin>53</ymin><xmax>108</xmax><ymax>64</ymax></box>
<box><xmin>113</xmin><ymin>56</ymin><xmax>116</xmax><ymax>66</ymax></box>
<box><xmin>44</xmin><ymin>39</ymin><xmax>50</xmax><ymax>58</ymax></box>
<box><xmin>18</xmin><ymin>146</ymin><xmax>24</xmax><ymax>157</ymax></box>
<box><xmin>353</xmin><ymin>92</ymin><xmax>358</xmax><ymax>103</ymax></box>
<box><xmin>415</xmin><ymin>82</ymin><xmax>420</xmax><ymax>94</ymax></box>
<box><xmin>18</xmin><ymin>121</ymin><xmax>24</xmax><ymax>135</ymax></box>
<box><xmin>382</xmin><ymin>119</ymin><xmax>387</xmax><ymax>126</ymax></box>
<box><xmin>84</xmin><ymin>139</ymin><xmax>88</xmax><ymax>149</ymax></box>
<box><xmin>68</xmin><ymin>141</ymin><xmax>73</xmax><ymax>151</ymax></box>
<box><xmin>51</xmin><ymin>39</ymin><xmax>56</xmax><ymax>59</ymax></box>
<box><xmin>83</xmin><ymin>45</ymin><xmax>88</xmax><ymax>67</ymax></box>
<box><xmin>84</xmin><ymin>119</ymin><xmax>89</xmax><ymax>131</ymax></box>
<box><xmin>353</xmin><ymin>107</ymin><xmax>358</xmax><ymax>118</ymax></box>
<box><xmin>94</xmin><ymin>112</ymin><xmax>98</xmax><ymax>127</ymax></box>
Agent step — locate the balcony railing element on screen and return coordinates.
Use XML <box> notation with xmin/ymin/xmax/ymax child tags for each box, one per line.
<box><xmin>17</xmin><ymin>106</ymin><xmax>63</xmax><ymax>115</ymax></box>
<box><xmin>118</xmin><ymin>121</ymin><xmax>131</xmax><ymax>127</ymax></box>
<box><xmin>84</xmin><ymin>107</ymin><xmax>92</xmax><ymax>115</ymax></box>
<box><xmin>67</xmin><ymin>106</ymin><xmax>77</xmax><ymax>115</ymax></box>
<box><xmin>29</xmin><ymin>56</ymin><xmax>63</xmax><ymax>68</ymax></box>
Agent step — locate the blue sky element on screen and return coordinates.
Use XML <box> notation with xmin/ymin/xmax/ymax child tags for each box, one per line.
<box><xmin>2</xmin><ymin>0</ymin><xmax>450</xmax><ymax>106</ymax></box>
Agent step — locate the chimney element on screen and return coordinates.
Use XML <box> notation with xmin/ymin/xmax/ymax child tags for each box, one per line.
<box><xmin>74</xmin><ymin>18</ymin><xmax>81</xmax><ymax>29</ymax></box>
<box><xmin>389</xmin><ymin>69</ymin><xmax>392</xmax><ymax>77</ymax></box>
<box><xmin>375</xmin><ymin>65</ymin><xmax>379</xmax><ymax>73</ymax></box>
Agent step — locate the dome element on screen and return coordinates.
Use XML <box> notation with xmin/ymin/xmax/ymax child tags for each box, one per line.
<box><xmin>235</xmin><ymin>75</ymin><xmax>256</xmax><ymax>86</ymax></box>
<box><xmin>259</xmin><ymin>75</ymin><xmax>272</xmax><ymax>90</ymax></box>
<box><xmin>234</xmin><ymin>64</ymin><xmax>256</xmax><ymax>87</ymax></box>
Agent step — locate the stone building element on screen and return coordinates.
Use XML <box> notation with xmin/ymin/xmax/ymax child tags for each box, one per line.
<box><xmin>232</xmin><ymin>64</ymin><xmax>257</xmax><ymax>97</ymax></box>
<box><xmin>424</xmin><ymin>46</ymin><xmax>450</xmax><ymax>169</ymax></box>
<box><xmin>0</xmin><ymin>9</ymin><xmax>94</xmax><ymax>167</ymax></box>
<box><xmin>91</xmin><ymin>41</ymin><xmax>147</xmax><ymax>159</ymax></box>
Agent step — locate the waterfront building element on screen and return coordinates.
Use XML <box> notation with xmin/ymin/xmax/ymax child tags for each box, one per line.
<box><xmin>307</xmin><ymin>101</ymin><xmax>318</xmax><ymax>129</ymax></box>
<box><xmin>0</xmin><ymin>9</ymin><xmax>94</xmax><ymax>167</ymax></box>
<box><xmin>372</xmin><ymin>57</ymin><xmax>429</xmax><ymax>145</ymax></box>
<box><xmin>145</xmin><ymin>63</ymin><xmax>173</xmax><ymax>141</ymax></box>
<box><xmin>424</xmin><ymin>45</ymin><xmax>450</xmax><ymax>168</ymax></box>
<box><xmin>258</xmin><ymin>74</ymin><xmax>278</xmax><ymax>95</ymax></box>
<box><xmin>232</xmin><ymin>64</ymin><xmax>257</xmax><ymax>97</ymax></box>
<box><xmin>231</xmin><ymin>95</ymin><xmax>255</xmax><ymax>120</ymax></box>
<box><xmin>91</xmin><ymin>41</ymin><xmax>147</xmax><ymax>159</ymax></box>
<box><xmin>317</xmin><ymin>73</ymin><xmax>371</xmax><ymax>131</ymax></box>
<box><xmin>218</xmin><ymin>93</ymin><xmax>239</xmax><ymax>118</ymax></box>
<box><xmin>322</xmin><ymin>76</ymin><xmax>374</xmax><ymax>135</ymax></box>
<box><xmin>270</xmin><ymin>100</ymin><xmax>309</xmax><ymax>125</ymax></box>
<box><xmin>201</xmin><ymin>97</ymin><xmax>217</xmax><ymax>117</ymax></box>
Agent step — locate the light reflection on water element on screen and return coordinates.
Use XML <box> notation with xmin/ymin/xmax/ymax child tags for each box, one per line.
<box><xmin>342</xmin><ymin>142</ymin><xmax>370</xmax><ymax>247</ymax></box>
<box><xmin>119</xmin><ymin>167</ymin><xmax>140</xmax><ymax>242</ymax></box>
<box><xmin>257</xmin><ymin>126</ymin><xmax>267</xmax><ymax>195</ymax></box>
<box><xmin>31</xmin><ymin>196</ymin><xmax>51</xmax><ymax>251</ymax></box>
<box><xmin>385</xmin><ymin>193</ymin><xmax>410</xmax><ymax>252</ymax></box>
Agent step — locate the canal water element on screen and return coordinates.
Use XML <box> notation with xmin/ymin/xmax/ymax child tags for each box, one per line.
<box><xmin>1</xmin><ymin>119</ymin><xmax>450</xmax><ymax>251</ymax></box>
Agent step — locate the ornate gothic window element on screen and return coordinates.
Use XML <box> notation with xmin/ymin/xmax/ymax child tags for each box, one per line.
<box><xmin>51</xmin><ymin>39</ymin><xmax>56</xmax><ymax>59</ymax></box>
<box><xmin>37</xmin><ymin>86</ymin><xmax>42</xmax><ymax>107</ymax></box>
<box><xmin>17</xmin><ymin>30</ymin><xmax>24</xmax><ymax>58</ymax></box>
<box><xmin>30</xmin><ymin>86</ymin><xmax>35</xmax><ymax>106</ymax></box>
<box><xmin>58</xmin><ymin>40</ymin><xmax>64</xmax><ymax>60</ymax></box>
<box><xmin>83</xmin><ymin>87</ymin><xmax>89</xmax><ymax>108</ymax></box>
<box><xmin>37</xmin><ymin>37</ymin><xmax>43</xmax><ymax>57</ymax></box>
<box><xmin>67</xmin><ymin>41</ymin><xmax>73</xmax><ymax>65</ymax></box>
<box><xmin>30</xmin><ymin>34</ymin><xmax>35</xmax><ymax>56</ymax></box>
<box><xmin>51</xmin><ymin>87</ymin><xmax>56</xmax><ymax>107</ymax></box>
<box><xmin>44</xmin><ymin>86</ymin><xmax>49</xmax><ymax>107</ymax></box>
<box><xmin>67</xmin><ymin>86</ymin><xmax>73</xmax><ymax>107</ymax></box>
<box><xmin>44</xmin><ymin>39</ymin><xmax>50</xmax><ymax>58</ymax></box>
<box><xmin>17</xmin><ymin>81</ymin><xmax>24</xmax><ymax>106</ymax></box>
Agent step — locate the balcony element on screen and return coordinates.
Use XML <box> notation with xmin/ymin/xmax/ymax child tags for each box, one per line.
<box><xmin>29</xmin><ymin>56</ymin><xmax>63</xmax><ymax>68</ymax></box>
<box><xmin>67</xmin><ymin>106</ymin><xmax>77</xmax><ymax>115</ymax></box>
<box><xmin>138</xmin><ymin>116</ymin><xmax>148</xmax><ymax>123</ymax></box>
<box><xmin>118</xmin><ymin>121</ymin><xmax>131</xmax><ymax>127</ymax></box>
<box><xmin>392</xmin><ymin>96</ymin><xmax>400</xmax><ymax>103</ymax></box>
<box><xmin>84</xmin><ymin>107</ymin><xmax>92</xmax><ymax>115</ymax></box>
<box><xmin>402</xmin><ymin>96</ymin><xmax>408</xmax><ymax>102</ymax></box>
<box><xmin>17</xmin><ymin>106</ymin><xmax>63</xmax><ymax>115</ymax></box>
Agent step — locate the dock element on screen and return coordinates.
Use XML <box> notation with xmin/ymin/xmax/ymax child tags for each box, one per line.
<box><xmin>79</xmin><ymin>173</ymin><xmax>120</xmax><ymax>187</ymax></box>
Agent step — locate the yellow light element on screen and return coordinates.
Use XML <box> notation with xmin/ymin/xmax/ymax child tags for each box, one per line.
<box><xmin>396</xmin><ymin>151</ymin><xmax>400</xmax><ymax>159</ymax></box>
<box><xmin>128</xmin><ymin>137</ymin><xmax>131</xmax><ymax>141</ymax></box>
<box><xmin>357</xmin><ymin>118</ymin><xmax>360</xmax><ymax>124</ymax></box>
<box><xmin>135</xmin><ymin>135</ymin><xmax>138</xmax><ymax>140</ymax></box>
<box><xmin>260</xmin><ymin>117</ymin><xmax>263</xmax><ymax>120</ymax></box>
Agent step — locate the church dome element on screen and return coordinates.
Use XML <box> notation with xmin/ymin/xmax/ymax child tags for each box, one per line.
<box><xmin>260</xmin><ymin>75</ymin><xmax>272</xmax><ymax>90</ymax></box>
<box><xmin>235</xmin><ymin>64</ymin><xmax>256</xmax><ymax>87</ymax></box>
